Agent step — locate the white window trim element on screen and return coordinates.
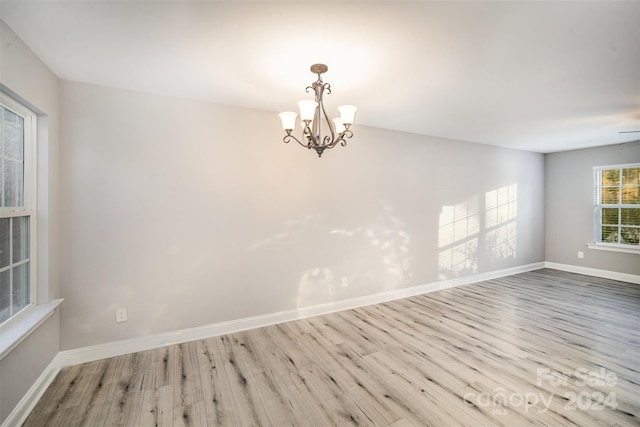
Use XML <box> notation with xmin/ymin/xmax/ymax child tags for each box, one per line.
<box><xmin>592</xmin><ymin>163</ymin><xmax>640</xmax><ymax>253</ymax></box>
<box><xmin>0</xmin><ymin>92</ymin><xmax>38</xmax><ymax>326</ymax></box>
<box><xmin>0</xmin><ymin>299</ymin><xmax>62</xmax><ymax>360</ymax></box>
<box><xmin>587</xmin><ymin>242</ymin><xmax>640</xmax><ymax>255</ymax></box>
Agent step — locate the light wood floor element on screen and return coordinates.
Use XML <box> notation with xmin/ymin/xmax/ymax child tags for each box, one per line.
<box><xmin>23</xmin><ymin>269</ymin><xmax>640</xmax><ymax>426</ymax></box>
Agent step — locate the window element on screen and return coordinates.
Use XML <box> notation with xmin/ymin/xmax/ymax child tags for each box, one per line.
<box><xmin>0</xmin><ymin>94</ymin><xmax>36</xmax><ymax>324</ymax></box>
<box><xmin>593</xmin><ymin>164</ymin><xmax>640</xmax><ymax>249</ymax></box>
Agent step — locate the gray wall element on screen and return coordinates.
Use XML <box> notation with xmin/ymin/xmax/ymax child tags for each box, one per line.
<box><xmin>0</xmin><ymin>20</ymin><xmax>61</xmax><ymax>424</ymax></box>
<box><xmin>0</xmin><ymin>312</ymin><xmax>60</xmax><ymax>422</ymax></box>
<box><xmin>59</xmin><ymin>80</ymin><xmax>545</xmax><ymax>350</ymax></box>
<box><xmin>545</xmin><ymin>141</ymin><xmax>640</xmax><ymax>274</ymax></box>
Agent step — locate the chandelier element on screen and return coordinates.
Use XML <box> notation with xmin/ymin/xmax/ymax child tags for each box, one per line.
<box><xmin>279</xmin><ymin>64</ymin><xmax>358</xmax><ymax>157</ymax></box>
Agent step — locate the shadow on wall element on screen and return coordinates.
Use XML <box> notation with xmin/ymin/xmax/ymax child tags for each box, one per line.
<box><xmin>245</xmin><ymin>185</ymin><xmax>520</xmax><ymax>310</ymax></box>
<box><xmin>438</xmin><ymin>184</ymin><xmax>518</xmax><ymax>280</ymax></box>
<box><xmin>248</xmin><ymin>203</ymin><xmax>413</xmax><ymax>309</ymax></box>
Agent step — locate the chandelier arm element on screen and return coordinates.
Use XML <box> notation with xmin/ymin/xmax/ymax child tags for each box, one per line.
<box><xmin>322</xmin><ymin>127</ymin><xmax>353</xmax><ymax>149</ymax></box>
<box><xmin>322</xmin><ymin>134</ymin><xmax>334</xmax><ymax>147</ymax></box>
<box><xmin>323</xmin><ymin>136</ymin><xmax>341</xmax><ymax>149</ymax></box>
<box><xmin>340</xmin><ymin>129</ymin><xmax>353</xmax><ymax>146</ymax></box>
<box><xmin>331</xmin><ymin>130</ymin><xmax>353</xmax><ymax>148</ymax></box>
<box><xmin>303</xmin><ymin>122</ymin><xmax>320</xmax><ymax>147</ymax></box>
<box><xmin>283</xmin><ymin>133</ymin><xmax>310</xmax><ymax>149</ymax></box>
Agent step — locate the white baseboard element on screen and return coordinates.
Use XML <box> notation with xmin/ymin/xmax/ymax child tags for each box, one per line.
<box><xmin>1</xmin><ymin>353</ymin><xmax>61</xmax><ymax>427</ymax></box>
<box><xmin>544</xmin><ymin>262</ymin><xmax>640</xmax><ymax>284</ymax></box>
<box><xmin>59</xmin><ymin>261</ymin><xmax>545</xmax><ymax>368</ymax></box>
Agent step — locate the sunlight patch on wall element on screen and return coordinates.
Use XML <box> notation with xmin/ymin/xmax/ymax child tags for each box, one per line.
<box><xmin>438</xmin><ymin>184</ymin><xmax>519</xmax><ymax>280</ymax></box>
<box><xmin>297</xmin><ymin>267</ymin><xmax>335</xmax><ymax>308</ymax></box>
<box><xmin>485</xmin><ymin>184</ymin><xmax>518</xmax><ymax>261</ymax></box>
<box><xmin>438</xmin><ymin>197</ymin><xmax>480</xmax><ymax>280</ymax></box>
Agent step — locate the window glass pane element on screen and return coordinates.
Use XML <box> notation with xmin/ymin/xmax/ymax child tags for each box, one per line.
<box><xmin>601</xmin><ymin>169</ymin><xmax>620</xmax><ymax>186</ymax></box>
<box><xmin>1</xmin><ymin>105</ymin><xmax>25</xmax><ymax>208</ymax></box>
<box><xmin>621</xmin><ymin>185</ymin><xmax>639</xmax><ymax>204</ymax></box>
<box><xmin>0</xmin><ymin>107</ymin><xmax>4</xmax><ymax>158</ymax></box>
<box><xmin>0</xmin><ymin>218</ymin><xmax>9</xmax><ymax>269</ymax></box>
<box><xmin>3</xmin><ymin>159</ymin><xmax>23</xmax><ymax>207</ymax></box>
<box><xmin>621</xmin><ymin>227</ymin><xmax>640</xmax><ymax>245</ymax></box>
<box><xmin>3</xmin><ymin>106</ymin><xmax>22</xmax><ymax>127</ymax></box>
<box><xmin>12</xmin><ymin>216</ymin><xmax>29</xmax><ymax>263</ymax></box>
<box><xmin>621</xmin><ymin>208</ymin><xmax>640</xmax><ymax>226</ymax></box>
<box><xmin>12</xmin><ymin>262</ymin><xmax>29</xmax><ymax>313</ymax></box>
<box><xmin>3</xmin><ymin>110</ymin><xmax>24</xmax><ymax>161</ymax></box>
<box><xmin>601</xmin><ymin>188</ymin><xmax>619</xmax><ymax>204</ymax></box>
<box><xmin>0</xmin><ymin>158</ymin><xmax>3</xmax><ymax>208</ymax></box>
<box><xmin>601</xmin><ymin>208</ymin><xmax>619</xmax><ymax>225</ymax></box>
<box><xmin>0</xmin><ymin>270</ymin><xmax>9</xmax><ymax>323</ymax></box>
<box><xmin>622</xmin><ymin>167</ymin><xmax>640</xmax><ymax>185</ymax></box>
<box><xmin>601</xmin><ymin>226</ymin><xmax>619</xmax><ymax>243</ymax></box>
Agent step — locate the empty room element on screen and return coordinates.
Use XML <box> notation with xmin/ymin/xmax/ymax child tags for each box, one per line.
<box><xmin>1</xmin><ymin>1</ymin><xmax>639</xmax><ymax>426</ymax></box>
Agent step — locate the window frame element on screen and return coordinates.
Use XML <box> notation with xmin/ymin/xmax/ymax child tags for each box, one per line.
<box><xmin>0</xmin><ymin>92</ymin><xmax>38</xmax><ymax>325</ymax></box>
<box><xmin>592</xmin><ymin>163</ymin><xmax>640</xmax><ymax>254</ymax></box>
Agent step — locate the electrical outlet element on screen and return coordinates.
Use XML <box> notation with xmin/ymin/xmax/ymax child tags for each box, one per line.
<box><xmin>341</xmin><ymin>277</ymin><xmax>349</xmax><ymax>288</ymax></box>
<box><xmin>578</xmin><ymin>251</ymin><xmax>584</xmax><ymax>259</ymax></box>
<box><xmin>116</xmin><ymin>307</ymin><xmax>127</xmax><ymax>323</ymax></box>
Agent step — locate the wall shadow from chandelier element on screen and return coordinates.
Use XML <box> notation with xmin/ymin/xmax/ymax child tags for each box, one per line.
<box><xmin>246</xmin><ymin>203</ymin><xmax>413</xmax><ymax>311</ymax></box>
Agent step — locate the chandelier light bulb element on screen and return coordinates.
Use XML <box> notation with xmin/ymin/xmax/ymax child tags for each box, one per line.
<box><xmin>297</xmin><ymin>100</ymin><xmax>318</xmax><ymax>122</ymax></box>
<box><xmin>338</xmin><ymin>105</ymin><xmax>358</xmax><ymax>126</ymax></box>
<box><xmin>332</xmin><ymin>117</ymin><xmax>346</xmax><ymax>134</ymax></box>
<box><xmin>278</xmin><ymin>112</ymin><xmax>297</xmax><ymax>131</ymax></box>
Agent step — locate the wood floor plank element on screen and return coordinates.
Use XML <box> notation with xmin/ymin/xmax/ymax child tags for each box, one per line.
<box><xmin>173</xmin><ymin>400</ymin><xmax>207</xmax><ymax>427</ymax></box>
<box><xmin>171</xmin><ymin>343</ymin><xmax>204</xmax><ymax>409</ymax></box>
<box><xmin>153</xmin><ymin>346</ymin><xmax>174</xmax><ymax>389</ymax></box>
<box><xmin>139</xmin><ymin>385</ymin><xmax>173</xmax><ymax>427</ymax></box>
<box><xmin>23</xmin><ymin>269</ymin><xmax>640</xmax><ymax>426</ymax></box>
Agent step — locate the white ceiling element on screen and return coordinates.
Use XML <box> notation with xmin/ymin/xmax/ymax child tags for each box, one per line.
<box><xmin>1</xmin><ymin>1</ymin><xmax>639</xmax><ymax>153</ymax></box>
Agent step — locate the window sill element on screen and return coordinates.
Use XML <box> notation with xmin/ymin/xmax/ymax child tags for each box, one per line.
<box><xmin>0</xmin><ymin>299</ymin><xmax>63</xmax><ymax>360</ymax></box>
<box><xmin>587</xmin><ymin>243</ymin><xmax>640</xmax><ymax>255</ymax></box>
